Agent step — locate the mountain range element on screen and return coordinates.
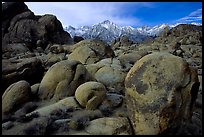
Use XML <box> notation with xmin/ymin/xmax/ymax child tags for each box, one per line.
<box><xmin>64</xmin><ymin>20</ymin><xmax>202</xmax><ymax>44</ymax></box>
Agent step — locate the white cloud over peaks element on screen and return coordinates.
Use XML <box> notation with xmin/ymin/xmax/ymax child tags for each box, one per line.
<box><xmin>177</xmin><ymin>8</ymin><xmax>202</xmax><ymax>23</ymax></box>
<box><xmin>25</xmin><ymin>2</ymin><xmax>152</xmax><ymax>28</ymax></box>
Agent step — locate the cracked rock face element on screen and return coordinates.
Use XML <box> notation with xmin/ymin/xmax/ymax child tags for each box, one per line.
<box><xmin>125</xmin><ymin>52</ymin><xmax>199</xmax><ymax>135</ymax></box>
<box><xmin>38</xmin><ymin>60</ymin><xmax>90</xmax><ymax>102</ymax></box>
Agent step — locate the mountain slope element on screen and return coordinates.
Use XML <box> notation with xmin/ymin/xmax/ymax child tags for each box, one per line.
<box><xmin>64</xmin><ymin>20</ymin><xmax>202</xmax><ymax>44</ymax></box>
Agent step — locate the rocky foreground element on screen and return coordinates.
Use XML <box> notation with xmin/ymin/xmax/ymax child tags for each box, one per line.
<box><xmin>2</xmin><ymin>2</ymin><xmax>202</xmax><ymax>135</ymax></box>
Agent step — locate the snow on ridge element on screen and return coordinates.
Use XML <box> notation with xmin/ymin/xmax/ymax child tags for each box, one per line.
<box><xmin>64</xmin><ymin>20</ymin><xmax>202</xmax><ymax>43</ymax></box>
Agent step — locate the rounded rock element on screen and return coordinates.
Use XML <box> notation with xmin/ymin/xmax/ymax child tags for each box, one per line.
<box><xmin>85</xmin><ymin>117</ymin><xmax>132</xmax><ymax>135</ymax></box>
<box><xmin>125</xmin><ymin>52</ymin><xmax>199</xmax><ymax>135</ymax></box>
<box><xmin>2</xmin><ymin>80</ymin><xmax>31</xmax><ymax>115</ymax></box>
<box><xmin>68</xmin><ymin>39</ymin><xmax>115</xmax><ymax>64</ymax></box>
<box><xmin>75</xmin><ymin>81</ymin><xmax>106</xmax><ymax>110</ymax></box>
<box><xmin>38</xmin><ymin>60</ymin><xmax>90</xmax><ymax>101</ymax></box>
<box><xmin>86</xmin><ymin>58</ymin><xmax>126</xmax><ymax>93</ymax></box>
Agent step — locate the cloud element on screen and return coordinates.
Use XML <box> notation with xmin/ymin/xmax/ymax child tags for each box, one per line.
<box><xmin>177</xmin><ymin>8</ymin><xmax>202</xmax><ymax>23</ymax></box>
<box><xmin>25</xmin><ymin>2</ymin><xmax>152</xmax><ymax>28</ymax></box>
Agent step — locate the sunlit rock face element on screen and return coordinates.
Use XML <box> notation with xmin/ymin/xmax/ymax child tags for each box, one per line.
<box><xmin>125</xmin><ymin>52</ymin><xmax>199</xmax><ymax>135</ymax></box>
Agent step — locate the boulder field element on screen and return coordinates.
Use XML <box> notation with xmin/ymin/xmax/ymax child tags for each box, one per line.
<box><xmin>2</xmin><ymin>2</ymin><xmax>202</xmax><ymax>135</ymax></box>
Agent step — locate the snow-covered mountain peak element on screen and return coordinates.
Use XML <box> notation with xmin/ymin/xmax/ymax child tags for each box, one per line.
<box><xmin>121</xmin><ymin>26</ymin><xmax>134</xmax><ymax>30</ymax></box>
<box><xmin>100</xmin><ymin>20</ymin><xmax>112</xmax><ymax>25</ymax></box>
<box><xmin>97</xmin><ymin>20</ymin><xmax>118</xmax><ymax>30</ymax></box>
<box><xmin>64</xmin><ymin>20</ymin><xmax>202</xmax><ymax>44</ymax></box>
<box><xmin>152</xmin><ymin>24</ymin><xmax>168</xmax><ymax>29</ymax></box>
<box><xmin>191</xmin><ymin>22</ymin><xmax>202</xmax><ymax>26</ymax></box>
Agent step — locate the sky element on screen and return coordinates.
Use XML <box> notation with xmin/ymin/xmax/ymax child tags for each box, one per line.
<box><xmin>24</xmin><ymin>2</ymin><xmax>202</xmax><ymax>28</ymax></box>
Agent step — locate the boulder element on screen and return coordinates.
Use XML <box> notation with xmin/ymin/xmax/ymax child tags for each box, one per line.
<box><xmin>2</xmin><ymin>2</ymin><xmax>29</xmax><ymax>36</ymax></box>
<box><xmin>86</xmin><ymin>58</ymin><xmax>126</xmax><ymax>93</ymax></box>
<box><xmin>69</xmin><ymin>39</ymin><xmax>115</xmax><ymax>64</ymax></box>
<box><xmin>125</xmin><ymin>52</ymin><xmax>199</xmax><ymax>135</ymax></box>
<box><xmin>49</xmin><ymin>44</ymin><xmax>64</xmax><ymax>54</ymax></box>
<box><xmin>2</xmin><ymin>43</ymin><xmax>30</xmax><ymax>59</ymax></box>
<box><xmin>69</xmin><ymin>45</ymin><xmax>100</xmax><ymax>64</ymax></box>
<box><xmin>111</xmin><ymin>35</ymin><xmax>133</xmax><ymax>50</ymax></box>
<box><xmin>101</xmin><ymin>93</ymin><xmax>123</xmax><ymax>108</ymax></box>
<box><xmin>8</xmin><ymin>11</ymin><xmax>35</xmax><ymax>32</ymax></box>
<box><xmin>2</xmin><ymin>80</ymin><xmax>31</xmax><ymax>115</ymax></box>
<box><xmin>2</xmin><ymin>2</ymin><xmax>29</xmax><ymax>21</ymax></box>
<box><xmin>2</xmin><ymin>57</ymin><xmax>44</xmax><ymax>94</ymax></box>
<box><xmin>99</xmin><ymin>93</ymin><xmax>124</xmax><ymax>116</ymax></box>
<box><xmin>26</xmin><ymin>97</ymin><xmax>80</xmax><ymax>117</ymax></box>
<box><xmin>45</xmin><ymin>52</ymin><xmax>67</xmax><ymax>70</ymax></box>
<box><xmin>118</xmin><ymin>51</ymin><xmax>145</xmax><ymax>71</ymax></box>
<box><xmin>73</xmin><ymin>36</ymin><xmax>84</xmax><ymax>43</ymax></box>
<box><xmin>38</xmin><ymin>14</ymin><xmax>73</xmax><ymax>45</ymax></box>
<box><xmin>85</xmin><ymin>117</ymin><xmax>133</xmax><ymax>135</ymax></box>
<box><xmin>2</xmin><ymin>2</ymin><xmax>73</xmax><ymax>50</ymax></box>
<box><xmin>31</xmin><ymin>83</ymin><xmax>40</xmax><ymax>96</ymax></box>
<box><xmin>75</xmin><ymin>81</ymin><xmax>107</xmax><ymax>110</ymax></box>
<box><xmin>38</xmin><ymin>60</ymin><xmax>90</xmax><ymax>101</ymax></box>
<box><xmin>3</xmin><ymin>18</ymin><xmax>47</xmax><ymax>48</ymax></box>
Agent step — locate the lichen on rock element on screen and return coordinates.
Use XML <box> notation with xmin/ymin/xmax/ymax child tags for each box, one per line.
<box><xmin>125</xmin><ymin>52</ymin><xmax>199</xmax><ymax>135</ymax></box>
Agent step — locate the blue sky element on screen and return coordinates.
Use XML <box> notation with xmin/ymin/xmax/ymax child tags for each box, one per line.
<box><xmin>25</xmin><ymin>2</ymin><xmax>202</xmax><ymax>28</ymax></box>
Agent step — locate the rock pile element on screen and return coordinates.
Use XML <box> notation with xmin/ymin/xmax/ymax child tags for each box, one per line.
<box><xmin>2</xmin><ymin>2</ymin><xmax>73</xmax><ymax>92</ymax></box>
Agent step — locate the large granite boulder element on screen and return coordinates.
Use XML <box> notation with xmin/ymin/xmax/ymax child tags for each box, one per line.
<box><xmin>3</xmin><ymin>18</ymin><xmax>46</xmax><ymax>47</ymax></box>
<box><xmin>2</xmin><ymin>2</ymin><xmax>73</xmax><ymax>52</ymax></box>
<box><xmin>38</xmin><ymin>14</ymin><xmax>72</xmax><ymax>45</ymax></box>
<box><xmin>125</xmin><ymin>52</ymin><xmax>199</xmax><ymax>135</ymax></box>
<box><xmin>68</xmin><ymin>39</ymin><xmax>115</xmax><ymax>64</ymax></box>
<box><xmin>2</xmin><ymin>80</ymin><xmax>31</xmax><ymax>116</ymax></box>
